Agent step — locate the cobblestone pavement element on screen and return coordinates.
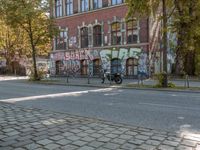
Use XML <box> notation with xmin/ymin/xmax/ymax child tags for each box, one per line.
<box><xmin>0</xmin><ymin>102</ymin><xmax>200</xmax><ymax>150</ymax></box>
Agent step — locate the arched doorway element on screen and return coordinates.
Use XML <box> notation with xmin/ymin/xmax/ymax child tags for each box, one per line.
<box><xmin>55</xmin><ymin>60</ymin><xmax>63</xmax><ymax>75</ymax></box>
<box><xmin>80</xmin><ymin>59</ymin><xmax>88</xmax><ymax>75</ymax></box>
<box><xmin>111</xmin><ymin>58</ymin><xmax>122</xmax><ymax>74</ymax></box>
<box><xmin>126</xmin><ymin>58</ymin><xmax>138</xmax><ymax>76</ymax></box>
<box><xmin>93</xmin><ymin>59</ymin><xmax>100</xmax><ymax>76</ymax></box>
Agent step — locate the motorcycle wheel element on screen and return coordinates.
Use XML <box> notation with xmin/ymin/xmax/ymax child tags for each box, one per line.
<box><xmin>114</xmin><ymin>76</ymin><xmax>122</xmax><ymax>84</ymax></box>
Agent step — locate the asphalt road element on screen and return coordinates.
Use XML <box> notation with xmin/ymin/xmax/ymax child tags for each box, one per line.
<box><xmin>1</xmin><ymin>79</ymin><xmax>200</xmax><ymax>133</ymax></box>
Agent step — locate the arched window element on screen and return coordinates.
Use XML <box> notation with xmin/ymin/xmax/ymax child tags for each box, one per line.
<box><xmin>55</xmin><ymin>30</ymin><xmax>67</xmax><ymax>50</ymax></box>
<box><xmin>55</xmin><ymin>0</ymin><xmax>63</xmax><ymax>17</ymax></box>
<box><xmin>127</xmin><ymin>20</ymin><xmax>138</xmax><ymax>44</ymax></box>
<box><xmin>55</xmin><ymin>60</ymin><xmax>63</xmax><ymax>75</ymax></box>
<box><xmin>111</xmin><ymin>58</ymin><xmax>122</xmax><ymax>74</ymax></box>
<box><xmin>81</xmin><ymin>59</ymin><xmax>88</xmax><ymax>75</ymax></box>
<box><xmin>93</xmin><ymin>25</ymin><xmax>102</xmax><ymax>47</ymax></box>
<box><xmin>93</xmin><ymin>59</ymin><xmax>100</xmax><ymax>76</ymax></box>
<box><xmin>81</xmin><ymin>27</ymin><xmax>88</xmax><ymax>48</ymax></box>
<box><xmin>126</xmin><ymin>58</ymin><xmax>138</xmax><ymax>76</ymax></box>
<box><xmin>111</xmin><ymin>22</ymin><xmax>121</xmax><ymax>45</ymax></box>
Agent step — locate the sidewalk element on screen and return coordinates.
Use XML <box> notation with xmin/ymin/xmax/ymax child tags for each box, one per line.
<box><xmin>0</xmin><ymin>102</ymin><xmax>200</xmax><ymax>150</ymax></box>
<box><xmin>41</xmin><ymin>76</ymin><xmax>200</xmax><ymax>89</ymax></box>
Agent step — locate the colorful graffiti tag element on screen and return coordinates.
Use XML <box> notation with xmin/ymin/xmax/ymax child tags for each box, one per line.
<box><xmin>50</xmin><ymin>47</ymin><xmax>148</xmax><ymax>76</ymax></box>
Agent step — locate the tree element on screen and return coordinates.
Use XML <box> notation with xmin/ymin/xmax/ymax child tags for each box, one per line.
<box><xmin>0</xmin><ymin>0</ymin><xmax>58</xmax><ymax>80</ymax></box>
<box><xmin>0</xmin><ymin>17</ymin><xmax>30</xmax><ymax>74</ymax></box>
<box><xmin>126</xmin><ymin>0</ymin><xmax>200</xmax><ymax>77</ymax></box>
<box><xmin>126</xmin><ymin>0</ymin><xmax>169</xmax><ymax>87</ymax></box>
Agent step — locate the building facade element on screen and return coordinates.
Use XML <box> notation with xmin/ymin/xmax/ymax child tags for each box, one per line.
<box><xmin>50</xmin><ymin>0</ymin><xmax>156</xmax><ymax>77</ymax></box>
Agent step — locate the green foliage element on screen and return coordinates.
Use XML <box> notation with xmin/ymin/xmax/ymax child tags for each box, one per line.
<box><xmin>0</xmin><ymin>0</ymin><xmax>58</xmax><ymax>80</ymax></box>
<box><xmin>154</xmin><ymin>73</ymin><xmax>176</xmax><ymax>88</ymax></box>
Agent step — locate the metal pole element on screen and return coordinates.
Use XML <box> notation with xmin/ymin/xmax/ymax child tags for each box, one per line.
<box><xmin>162</xmin><ymin>0</ymin><xmax>168</xmax><ymax>87</ymax></box>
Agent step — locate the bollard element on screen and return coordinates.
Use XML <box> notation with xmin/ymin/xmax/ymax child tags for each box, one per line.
<box><xmin>185</xmin><ymin>74</ymin><xmax>189</xmax><ymax>88</ymax></box>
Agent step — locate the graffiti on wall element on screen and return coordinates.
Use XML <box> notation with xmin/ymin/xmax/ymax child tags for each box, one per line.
<box><xmin>51</xmin><ymin>47</ymin><xmax>148</xmax><ymax>76</ymax></box>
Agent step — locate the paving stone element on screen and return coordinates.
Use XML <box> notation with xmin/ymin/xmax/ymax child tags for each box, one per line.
<box><xmin>146</xmin><ymin>139</ymin><xmax>161</xmax><ymax>146</ymax></box>
<box><xmin>158</xmin><ymin>144</ymin><xmax>176</xmax><ymax>150</ymax></box>
<box><xmin>103</xmin><ymin>142</ymin><xmax>120</xmax><ymax>149</ymax></box>
<box><xmin>77</xmin><ymin>146</ymin><xmax>95</xmax><ymax>150</ymax></box>
<box><xmin>56</xmin><ymin>139</ymin><xmax>71</xmax><ymax>145</ymax></box>
<box><xmin>119</xmin><ymin>134</ymin><xmax>133</xmax><ymax>140</ymax></box>
<box><xmin>181</xmin><ymin>139</ymin><xmax>197</xmax><ymax>147</ymax></box>
<box><xmin>49</xmin><ymin>135</ymin><xmax>64</xmax><ymax>141</ymax></box>
<box><xmin>138</xmin><ymin>144</ymin><xmax>156</xmax><ymax>150</ymax></box>
<box><xmin>97</xmin><ymin>137</ymin><xmax>111</xmax><ymax>142</ymax></box>
<box><xmin>90</xmin><ymin>133</ymin><xmax>103</xmax><ymax>138</ymax></box>
<box><xmin>135</xmin><ymin>135</ymin><xmax>150</xmax><ymax>140</ymax></box>
<box><xmin>67</xmin><ymin>135</ymin><xmax>81</xmax><ymax>141</ymax></box>
<box><xmin>176</xmin><ymin>145</ymin><xmax>193</xmax><ymax>150</ymax></box>
<box><xmin>163</xmin><ymin>140</ymin><xmax>179</xmax><ymax>147</ymax></box>
<box><xmin>13</xmin><ymin>148</ymin><xmax>26</xmax><ymax>150</ymax></box>
<box><xmin>44</xmin><ymin>143</ymin><xmax>60</xmax><ymax>150</ymax></box>
<box><xmin>62</xmin><ymin>131</ymin><xmax>74</xmax><ymax>137</ymax></box>
<box><xmin>61</xmin><ymin>144</ymin><xmax>78</xmax><ymax>150</ymax></box>
<box><xmin>125</xmin><ymin>131</ymin><xmax>138</xmax><ymax>136</ymax></box>
<box><xmin>81</xmin><ymin>136</ymin><xmax>95</xmax><ymax>142</ymax></box>
<box><xmin>196</xmin><ymin>144</ymin><xmax>200</xmax><ymax>150</ymax></box>
<box><xmin>0</xmin><ymin>103</ymin><xmax>194</xmax><ymax>150</ymax></box>
<box><xmin>128</xmin><ymin>139</ymin><xmax>144</xmax><ymax>145</ymax></box>
<box><xmin>24</xmin><ymin>143</ymin><xmax>41</xmax><ymax>150</ymax></box>
<box><xmin>121</xmin><ymin>143</ymin><xmax>137</xmax><ymax>150</ymax></box>
<box><xmin>105</xmin><ymin>133</ymin><xmax>118</xmax><ymax>138</ymax></box>
<box><xmin>151</xmin><ymin>135</ymin><xmax>166</xmax><ymax>141</ymax></box>
<box><xmin>88</xmin><ymin>141</ymin><xmax>104</xmax><ymax>148</ymax></box>
<box><xmin>37</xmin><ymin>139</ymin><xmax>53</xmax><ymax>146</ymax></box>
<box><xmin>112</xmin><ymin>138</ymin><xmax>126</xmax><ymax>144</ymax></box>
<box><xmin>72</xmin><ymin>140</ymin><xmax>87</xmax><ymax>146</ymax></box>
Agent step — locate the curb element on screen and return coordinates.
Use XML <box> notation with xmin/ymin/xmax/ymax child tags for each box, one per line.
<box><xmin>33</xmin><ymin>80</ymin><xmax>200</xmax><ymax>94</ymax></box>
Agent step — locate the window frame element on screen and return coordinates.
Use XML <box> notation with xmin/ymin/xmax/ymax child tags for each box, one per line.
<box><xmin>111</xmin><ymin>0</ymin><xmax>123</xmax><ymax>5</ymax></box>
<box><xmin>80</xmin><ymin>0</ymin><xmax>89</xmax><ymax>12</ymax></box>
<box><xmin>93</xmin><ymin>0</ymin><xmax>102</xmax><ymax>9</ymax></box>
<box><xmin>55</xmin><ymin>30</ymin><xmax>67</xmax><ymax>50</ymax></box>
<box><xmin>80</xmin><ymin>27</ymin><xmax>89</xmax><ymax>48</ymax></box>
<box><xmin>126</xmin><ymin>19</ymin><xmax>138</xmax><ymax>44</ymax></box>
<box><xmin>65</xmin><ymin>0</ymin><xmax>73</xmax><ymax>16</ymax></box>
<box><xmin>111</xmin><ymin>22</ymin><xmax>121</xmax><ymax>45</ymax></box>
<box><xmin>55</xmin><ymin>0</ymin><xmax>63</xmax><ymax>17</ymax></box>
<box><xmin>93</xmin><ymin>25</ymin><xmax>102</xmax><ymax>47</ymax></box>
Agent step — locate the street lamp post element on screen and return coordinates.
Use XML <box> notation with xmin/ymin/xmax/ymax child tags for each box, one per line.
<box><xmin>162</xmin><ymin>0</ymin><xmax>168</xmax><ymax>87</ymax></box>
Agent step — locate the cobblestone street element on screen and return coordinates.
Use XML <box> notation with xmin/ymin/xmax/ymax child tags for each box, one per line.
<box><xmin>0</xmin><ymin>102</ymin><xmax>200</xmax><ymax>150</ymax></box>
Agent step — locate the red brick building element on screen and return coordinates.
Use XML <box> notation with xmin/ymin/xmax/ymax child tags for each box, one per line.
<box><xmin>50</xmin><ymin>0</ymin><xmax>159</xmax><ymax>77</ymax></box>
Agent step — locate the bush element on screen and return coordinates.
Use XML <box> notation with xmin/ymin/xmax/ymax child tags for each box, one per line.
<box><xmin>154</xmin><ymin>73</ymin><xmax>175</xmax><ymax>88</ymax></box>
<box><xmin>28</xmin><ymin>69</ymin><xmax>46</xmax><ymax>81</ymax></box>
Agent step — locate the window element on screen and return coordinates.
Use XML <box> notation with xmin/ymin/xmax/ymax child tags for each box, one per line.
<box><xmin>93</xmin><ymin>0</ymin><xmax>102</xmax><ymax>9</ymax></box>
<box><xmin>127</xmin><ymin>20</ymin><xmax>138</xmax><ymax>44</ymax></box>
<box><xmin>111</xmin><ymin>0</ymin><xmax>123</xmax><ymax>5</ymax></box>
<box><xmin>81</xmin><ymin>27</ymin><xmax>88</xmax><ymax>48</ymax></box>
<box><xmin>81</xmin><ymin>60</ymin><xmax>88</xmax><ymax>75</ymax></box>
<box><xmin>93</xmin><ymin>59</ymin><xmax>100</xmax><ymax>76</ymax></box>
<box><xmin>66</xmin><ymin>0</ymin><xmax>73</xmax><ymax>16</ymax></box>
<box><xmin>93</xmin><ymin>25</ymin><xmax>102</xmax><ymax>47</ymax></box>
<box><xmin>55</xmin><ymin>0</ymin><xmax>63</xmax><ymax>17</ymax></box>
<box><xmin>111</xmin><ymin>58</ymin><xmax>122</xmax><ymax>74</ymax></box>
<box><xmin>55</xmin><ymin>30</ymin><xmax>67</xmax><ymax>50</ymax></box>
<box><xmin>126</xmin><ymin>58</ymin><xmax>138</xmax><ymax>76</ymax></box>
<box><xmin>81</xmin><ymin>0</ymin><xmax>89</xmax><ymax>12</ymax></box>
<box><xmin>55</xmin><ymin>60</ymin><xmax>64</xmax><ymax>75</ymax></box>
<box><xmin>111</xmin><ymin>22</ymin><xmax>121</xmax><ymax>45</ymax></box>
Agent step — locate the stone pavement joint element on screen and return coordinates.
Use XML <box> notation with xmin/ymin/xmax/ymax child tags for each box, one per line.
<box><xmin>0</xmin><ymin>102</ymin><xmax>200</xmax><ymax>150</ymax></box>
